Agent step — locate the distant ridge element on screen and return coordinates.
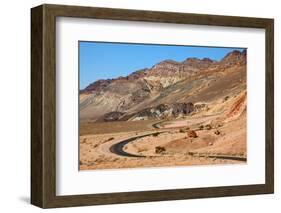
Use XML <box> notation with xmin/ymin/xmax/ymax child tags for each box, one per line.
<box><xmin>80</xmin><ymin>50</ymin><xmax>246</xmax><ymax>122</ymax></box>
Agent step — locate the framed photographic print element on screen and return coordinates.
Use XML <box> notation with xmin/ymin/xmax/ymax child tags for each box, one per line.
<box><xmin>31</xmin><ymin>4</ymin><xmax>274</xmax><ymax>208</ymax></box>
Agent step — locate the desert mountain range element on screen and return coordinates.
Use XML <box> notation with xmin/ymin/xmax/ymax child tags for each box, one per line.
<box><xmin>80</xmin><ymin>50</ymin><xmax>246</xmax><ymax>123</ymax></box>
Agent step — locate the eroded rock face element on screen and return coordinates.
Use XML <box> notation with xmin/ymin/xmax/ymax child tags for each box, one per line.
<box><xmin>172</xmin><ymin>102</ymin><xmax>194</xmax><ymax>115</ymax></box>
<box><xmin>103</xmin><ymin>111</ymin><xmax>124</xmax><ymax>122</ymax></box>
<box><xmin>226</xmin><ymin>91</ymin><xmax>247</xmax><ymax>121</ymax></box>
<box><xmin>131</xmin><ymin>102</ymin><xmax>195</xmax><ymax>121</ymax></box>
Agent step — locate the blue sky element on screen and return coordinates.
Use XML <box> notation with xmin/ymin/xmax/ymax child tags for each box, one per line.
<box><xmin>79</xmin><ymin>41</ymin><xmax>245</xmax><ymax>89</ymax></box>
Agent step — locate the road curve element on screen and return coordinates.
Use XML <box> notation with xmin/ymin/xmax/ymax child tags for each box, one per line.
<box><xmin>151</xmin><ymin>121</ymin><xmax>164</xmax><ymax>129</ymax></box>
<box><xmin>109</xmin><ymin>132</ymin><xmax>165</xmax><ymax>157</ymax></box>
<box><xmin>109</xmin><ymin>121</ymin><xmax>247</xmax><ymax>162</ymax></box>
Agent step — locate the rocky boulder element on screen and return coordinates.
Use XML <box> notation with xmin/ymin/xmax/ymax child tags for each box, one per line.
<box><xmin>187</xmin><ymin>130</ymin><xmax>198</xmax><ymax>138</ymax></box>
<box><xmin>103</xmin><ymin>111</ymin><xmax>124</xmax><ymax>122</ymax></box>
<box><xmin>132</xmin><ymin>102</ymin><xmax>195</xmax><ymax>121</ymax></box>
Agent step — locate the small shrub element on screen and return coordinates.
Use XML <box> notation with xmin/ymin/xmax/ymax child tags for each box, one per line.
<box><xmin>214</xmin><ymin>130</ymin><xmax>221</xmax><ymax>135</ymax></box>
<box><xmin>188</xmin><ymin>152</ymin><xmax>194</xmax><ymax>156</ymax></box>
<box><xmin>105</xmin><ymin>137</ymin><xmax>114</xmax><ymax>142</ymax></box>
<box><xmin>152</xmin><ymin>132</ymin><xmax>160</xmax><ymax>137</ymax></box>
<box><xmin>187</xmin><ymin>130</ymin><xmax>198</xmax><ymax>138</ymax></box>
<box><xmin>179</xmin><ymin>128</ymin><xmax>185</xmax><ymax>133</ymax></box>
<box><xmin>224</xmin><ymin>96</ymin><xmax>230</xmax><ymax>101</ymax></box>
<box><xmin>155</xmin><ymin>146</ymin><xmax>166</xmax><ymax>154</ymax></box>
<box><xmin>180</xmin><ymin>127</ymin><xmax>190</xmax><ymax>133</ymax></box>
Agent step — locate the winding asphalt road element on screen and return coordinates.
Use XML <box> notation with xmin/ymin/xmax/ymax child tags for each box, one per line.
<box><xmin>189</xmin><ymin>152</ymin><xmax>247</xmax><ymax>162</ymax></box>
<box><xmin>109</xmin><ymin>120</ymin><xmax>247</xmax><ymax>162</ymax></box>
<box><xmin>109</xmin><ymin>131</ymin><xmax>166</xmax><ymax>157</ymax></box>
<box><xmin>208</xmin><ymin>155</ymin><xmax>246</xmax><ymax>162</ymax></box>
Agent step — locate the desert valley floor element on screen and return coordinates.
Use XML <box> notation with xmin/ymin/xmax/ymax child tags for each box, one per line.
<box><xmin>79</xmin><ymin>92</ymin><xmax>247</xmax><ymax>170</ymax></box>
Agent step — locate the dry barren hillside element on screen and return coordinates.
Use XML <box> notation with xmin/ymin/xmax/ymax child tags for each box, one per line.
<box><xmin>79</xmin><ymin>50</ymin><xmax>247</xmax><ymax>170</ymax></box>
<box><xmin>80</xmin><ymin>50</ymin><xmax>246</xmax><ymax>122</ymax></box>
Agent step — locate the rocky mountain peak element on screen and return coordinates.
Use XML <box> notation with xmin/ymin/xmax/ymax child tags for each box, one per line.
<box><xmin>221</xmin><ymin>50</ymin><xmax>246</xmax><ymax>66</ymax></box>
<box><xmin>151</xmin><ymin>60</ymin><xmax>180</xmax><ymax>70</ymax></box>
<box><xmin>148</xmin><ymin>59</ymin><xmax>181</xmax><ymax>76</ymax></box>
<box><xmin>81</xmin><ymin>79</ymin><xmax>113</xmax><ymax>94</ymax></box>
<box><xmin>182</xmin><ymin>57</ymin><xmax>214</xmax><ymax>71</ymax></box>
<box><xmin>80</xmin><ymin>49</ymin><xmax>246</xmax><ymax>122</ymax></box>
<box><xmin>202</xmin><ymin>57</ymin><xmax>214</xmax><ymax>63</ymax></box>
<box><xmin>80</xmin><ymin>50</ymin><xmax>246</xmax><ymax>94</ymax></box>
<box><xmin>127</xmin><ymin>68</ymin><xmax>148</xmax><ymax>80</ymax></box>
<box><xmin>183</xmin><ymin>57</ymin><xmax>213</xmax><ymax>64</ymax></box>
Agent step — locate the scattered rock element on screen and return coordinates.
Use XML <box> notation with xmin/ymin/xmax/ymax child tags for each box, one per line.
<box><xmin>199</xmin><ymin>125</ymin><xmax>204</xmax><ymax>130</ymax></box>
<box><xmin>224</xmin><ymin>96</ymin><xmax>230</xmax><ymax>102</ymax></box>
<box><xmin>214</xmin><ymin>130</ymin><xmax>221</xmax><ymax>135</ymax></box>
<box><xmin>208</xmin><ymin>142</ymin><xmax>213</xmax><ymax>146</ymax></box>
<box><xmin>187</xmin><ymin>130</ymin><xmax>198</xmax><ymax>138</ymax></box>
<box><xmin>155</xmin><ymin>146</ymin><xmax>166</xmax><ymax>154</ymax></box>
